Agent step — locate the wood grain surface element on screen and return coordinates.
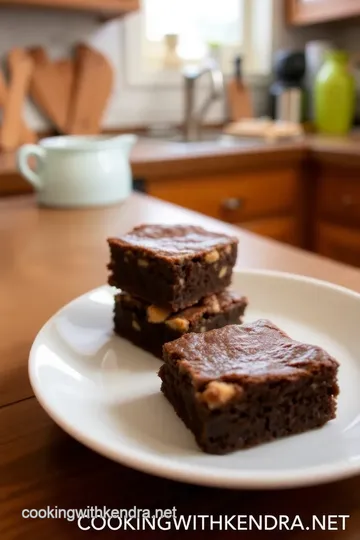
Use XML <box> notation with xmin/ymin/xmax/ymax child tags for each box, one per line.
<box><xmin>0</xmin><ymin>0</ymin><xmax>140</xmax><ymax>14</ymax></box>
<box><xmin>2</xmin><ymin>134</ymin><xmax>360</xmax><ymax>196</ymax></box>
<box><xmin>1</xmin><ymin>192</ymin><xmax>360</xmax><ymax>539</ymax></box>
<box><xmin>0</xmin><ymin>49</ymin><xmax>34</xmax><ymax>151</ymax></box>
<box><xmin>66</xmin><ymin>44</ymin><xmax>113</xmax><ymax>135</ymax></box>
<box><xmin>29</xmin><ymin>48</ymin><xmax>75</xmax><ymax>133</ymax></box>
<box><xmin>147</xmin><ymin>167</ymin><xmax>299</xmax><ymax>223</ymax></box>
<box><xmin>287</xmin><ymin>0</ymin><xmax>360</xmax><ymax>25</ymax></box>
<box><xmin>0</xmin><ymin>68</ymin><xmax>36</xmax><ymax>145</ymax></box>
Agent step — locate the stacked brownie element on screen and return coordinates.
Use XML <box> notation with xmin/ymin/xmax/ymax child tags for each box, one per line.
<box><xmin>107</xmin><ymin>223</ymin><xmax>340</xmax><ymax>455</ymax></box>
<box><xmin>107</xmin><ymin>224</ymin><xmax>248</xmax><ymax>358</ymax></box>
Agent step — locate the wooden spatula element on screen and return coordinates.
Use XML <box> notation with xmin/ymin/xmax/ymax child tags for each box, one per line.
<box><xmin>0</xmin><ymin>68</ymin><xmax>36</xmax><ymax>145</ymax></box>
<box><xmin>66</xmin><ymin>44</ymin><xmax>113</xmax><ymax>135</ymax></box>
<box><xmin>29</xmin><ymin>47</ymin><xmax>75</xmax><ymax>133</ymax></box>
<box><xmin>1</xmin><ymin>48</ymin><xmax>35</xmax><ymax>151</ymax></box>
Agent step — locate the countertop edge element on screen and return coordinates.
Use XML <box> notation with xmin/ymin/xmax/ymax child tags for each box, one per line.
<box><xmin>0</xmin><ymin>135</ymin><xmax>359</xmax><ymax>193</ymax></box>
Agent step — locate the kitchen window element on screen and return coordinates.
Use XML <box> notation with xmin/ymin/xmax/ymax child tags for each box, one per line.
<box><xmin>124</xmin><ymin>0</ymin><xmax>274</xmax><ymax>87</ymax></box>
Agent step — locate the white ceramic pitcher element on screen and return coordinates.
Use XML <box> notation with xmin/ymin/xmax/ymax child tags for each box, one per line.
<box><xmin>17</xmin><ymin>134</ymin><xmax>137</xmax><ymax>208</ymax></box>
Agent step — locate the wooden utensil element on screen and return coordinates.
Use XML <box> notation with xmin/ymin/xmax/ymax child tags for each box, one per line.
<box><xmin>0</xmin><ymin>48</ymin><xmax>35</xmax><ymax>151</ymax></box>
<box><xmin>0</xmin><ymin>69</ymin><xmax>36</xmax><ymax>146</ymax></box>
<box><xmin>29</xmin><ymin>47</ymin><xmax>75</xmax><ymax>133</ymax></box>
<box><xmin>226</xmin><ymin>56</ymin><xmax>253</xmax><ymax>122</ymax></box>
<box><xmin>67</xmin><ymin>44</ymin><xmax>113</xmax><ymax>135</ymax></box>
<box><xmin>55</xmin><ymin>59</ymin><xmax>75</xmax><ymax>129</ymax></box>
<box><xmin>28</xmin><ymin>46</ymin><xmax>48</xmax><ymax>65</ymax></box>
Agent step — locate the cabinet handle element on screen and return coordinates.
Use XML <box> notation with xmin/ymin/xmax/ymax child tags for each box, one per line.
<box><xmin>221</xmin><ymin>198</ymin><xmax>244</xmax><ymax>211</ymax></box>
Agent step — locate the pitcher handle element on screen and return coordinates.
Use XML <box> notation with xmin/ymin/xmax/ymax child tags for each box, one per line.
<box><xmin>17</xmin><ymin>145</ymin><xmax>46</xmax><ymax>190</ymax></box>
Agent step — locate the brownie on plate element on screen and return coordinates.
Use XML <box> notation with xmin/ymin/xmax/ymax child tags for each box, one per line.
<box><xmin>158</xmin><ymin>320</ymin><xmax>340</xmax><ymax>454</ymax></box>
<box><xmin>107</xmin><ymin>224</ymin><xmax>238</xmax><ymax>311</ymax></box>
<box><xmin>114</xmin><ymin>290</ymin><xmax>248</xmax><ymax>358</ymax></box>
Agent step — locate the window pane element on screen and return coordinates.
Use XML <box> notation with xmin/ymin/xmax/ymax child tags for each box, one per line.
<box><xmin>191</xmin><ymin>0</ymin><xmax>243</xmax><ymax>43</ymax></box>
<box><xmin>144</xmin><ymin>0</ymin><xmax>185</xmax><ymax>40</ymax></box>
<box><xmin>144</xmin><ymin>0</ymin><xmax>243</xmax><ymax>45</ymax></box>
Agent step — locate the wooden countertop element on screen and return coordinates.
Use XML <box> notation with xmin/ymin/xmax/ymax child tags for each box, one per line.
<box><xmin>130</xmin><ymin>137</ymin><xmax>306</xmax><ymax>178</ymax></box>
<box><xmin>2</xmin><ymin>193</ymin><xmax>360</xmax><ymax>539</ymax></box>
<box><xmin>1</xmin><ymin>133</ymin><xmax>359</xmax><ymax>194</ymax></box>
<box><xmin>130</xmin><ymin>133</ymin><xmax>360</xmax><ymax>177</ymax></box>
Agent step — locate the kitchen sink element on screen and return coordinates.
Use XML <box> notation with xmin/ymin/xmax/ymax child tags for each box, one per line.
<box><xmin>142</xmin><ymin>130</ymin><xmax>264</xmax><ymax>148</ymax></box>
<box><xmin>174</xmin><ymin>134</ymin><xmax>261</xmax><ymax>147</ymax></box>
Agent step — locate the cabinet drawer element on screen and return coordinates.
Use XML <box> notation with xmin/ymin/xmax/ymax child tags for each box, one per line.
<box><xmin>147</xmin><ymin>169</ymin><xmax>298</xmax><ymax>223</ymax></box>
<box><xmin>316</xmin><ymin>222</ymin><xmax>360</xmax><ymax>268</ymax></box>
<box><xmin>318</xmin><ymin>175</ymin><xmax>360</xmax><ymax>227</ymax></box>
<box><xmin>240</xmin><ymin>216</ymin><xmax>298</xmax><ymax>246</ymax></box>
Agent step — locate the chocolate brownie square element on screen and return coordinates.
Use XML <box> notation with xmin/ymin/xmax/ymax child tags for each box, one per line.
<box><xmin>114</xmin><ymin>290</ymin><xmax>248</xmax><ymax>358</ymax></box>
<box><xmin>158</xmin><ymin>320</ymin><xmax>339</xmax><ymax>454</ymax></box>
<box><xmin>107</xmin><ymin>224</ymin><xmax>238</xmax><ymax>311</ymax></box>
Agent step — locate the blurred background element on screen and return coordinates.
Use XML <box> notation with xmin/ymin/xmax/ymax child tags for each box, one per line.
<box><xmin>0</xmin><ymin>0</ymin><xmax>359</xmax><ymax>131</ymax></box>
<box><xmin>1</xmin><ymin>0</ymin><xmax>360</xmax><ymax>267</ymax></box>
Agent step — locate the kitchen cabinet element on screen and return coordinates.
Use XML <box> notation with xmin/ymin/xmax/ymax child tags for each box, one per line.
<box><xmin>287</xmin><ymin>0</ymin><xmax>360</xmax><ymax>25</ymax></box>
<box><xmin>317</xmin><ymin>173</ymin><xmax>360</xmax><ymax>228</ymax></box>
<box><xmin>2</xmin><ymin>135</ymin><xmax>360</xmax><ymax>267</ymax></box>
<box><xmin>146</xmin><ymin>167</ymin><xmax>302</xmax><ymax>247</ymax></box>
<box><xmin>316</xmin><ymin>222</ymin><xmax>360</xmax><ymax>267</ymax></box>
<box><xmin>240</xmin><ymin>217</ymin><xmax>298</xmax><ymax>245</ymax></box>
<box><xmin>314</xmin><ymin>162</ymin><xmax>360</xmax><ymax>268</ymax></box>
<box><xmin>0</xmin><ymin>0</ymin><xmax>139</xmax><ymax>16</ymax></box>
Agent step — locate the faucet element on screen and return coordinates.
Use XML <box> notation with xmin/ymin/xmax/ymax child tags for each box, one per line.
<box><xmin>182</xmin><ymin>58</ymin><xmax>224</xmax><ymax>141</ymax></box>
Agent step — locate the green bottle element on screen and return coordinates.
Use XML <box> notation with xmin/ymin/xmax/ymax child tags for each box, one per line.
<box><xmin>314</xmin><ymin>50</ymin><xmax>355</xmax><ymax>135</ymax></box>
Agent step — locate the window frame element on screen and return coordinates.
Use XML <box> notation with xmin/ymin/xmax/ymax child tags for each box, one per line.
<box><xmin>123</xmin><ymin>0</ymin><xmax>274</xmax><ymax>88</ymax></box>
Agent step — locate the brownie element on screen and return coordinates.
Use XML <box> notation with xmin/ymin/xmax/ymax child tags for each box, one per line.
<box><xmin>107</xmin><ymin>224</ymin><xmax>238</xmax><ymax>311</ymax></box>
<box><xmin>158</xmin><ymin>320</ymin><xmax>339</xmax><ymax>454</ymax></box>
<box><xmin>113</xmin><ymin>290</ymin><xmax>248</xmax><ymax>358</ymax></box>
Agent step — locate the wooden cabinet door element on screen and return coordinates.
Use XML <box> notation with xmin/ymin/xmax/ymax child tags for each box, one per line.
<box><xmin>288</xmin><ymin>0</ymin><xmax>360</xmax><ymax>25</ymax></box>
<box><xmin>147</xmin><ymin>169</ymin><xmax>298</xmax><ymax>224</ymax></box>
<box><xmin>316</xmin><ymin>222</ymin><xmax>360</xmax><ymax>268</ymax></box>
<box><xmin>317</xmin><ymin>173</ymin><xmax>360</xmax><ymax>229</ymax></box>
<box><xmin>0</xmin><ymin>0</ymin><xmax>139</xmax><ymax>14</ymax></box>
<box><xmin>147</xmin><ymin>169</ymin><xmax>301</xmax><ymax>247</ymax></box>
<box><xmin>239</xmin><ymin>217</ymin><xmax>299</xmax><ymax>246</ymax></box>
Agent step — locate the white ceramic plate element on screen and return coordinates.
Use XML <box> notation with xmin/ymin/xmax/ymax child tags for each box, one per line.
<box><xmin>29</xmin><ymin>270</ymin><xmax>360</xmax><ymax>490</ymax></box>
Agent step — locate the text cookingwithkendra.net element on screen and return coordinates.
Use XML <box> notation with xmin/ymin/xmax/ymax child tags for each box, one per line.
<box><xmin>22</xmin><ymin>507</ymin><xmax>350</xmax><ymax>531</ymax></box>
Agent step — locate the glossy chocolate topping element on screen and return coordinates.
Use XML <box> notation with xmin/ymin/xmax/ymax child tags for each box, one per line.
<box><xmin>164</xmin><ymin>319</ymin><xmax>339</xmax><ymax>384</ymax></box>
<box><xmin>108</xmin><ymin>224</ymin><xmax>238</xmax><ymax>259</ymax></box>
